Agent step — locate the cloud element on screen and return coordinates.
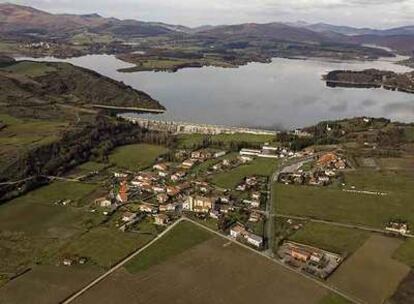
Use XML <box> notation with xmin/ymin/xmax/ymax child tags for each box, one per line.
<box><xmin>2</xmin><ymin>0</ymin><xmax>413</xmax><ymax>28</ymax></box>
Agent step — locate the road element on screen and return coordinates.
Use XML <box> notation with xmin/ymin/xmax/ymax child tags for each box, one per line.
<box><xmin>61</xmin><ymin>216</ymin><xmax>364</xmax><ymax>304</ymax></box>
<box><xmin>60</xmin><ymin>218</ymin><xmax>185</xmax><ymax>304</ymax></box>
<box><xmin>186</xmin><ymin>218</ymin><xmax>365</xmax><ymax>304</ymax></box>
<box><xmin>276</xmin><ymin>213</ymin><xmax>414</xmax><ymax>238</ymax></box>
<box><xmin>264</xmin><ymin>155</ymin><xmax>315</xmax><ymax>256</ymax></box>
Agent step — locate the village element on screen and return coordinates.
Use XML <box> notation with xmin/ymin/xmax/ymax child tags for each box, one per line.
<box><xmin>61</xmin><ymin>140</ymin><xmax>411</xmax><ymax>281</ymax></box>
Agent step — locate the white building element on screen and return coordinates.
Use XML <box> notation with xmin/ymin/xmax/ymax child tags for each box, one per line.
<box><xmin>246</xmin><ymin>233</ymin><xmax>263</xmax><ymax>248</ymax></box>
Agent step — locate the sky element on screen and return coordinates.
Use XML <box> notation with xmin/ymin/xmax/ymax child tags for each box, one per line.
<box><xmin>2</xmin><ymin>0</ymin><xmax>414</xmax><ymax>28</ymax></box>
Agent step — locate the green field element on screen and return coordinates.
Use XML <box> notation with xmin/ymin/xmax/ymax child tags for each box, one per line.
<box><xmin>330</xmin><ymin>235</ymin><xmax>409</xmax><ymax>304</ymax></box>
<box><xmin>125</xmin><ymin>221</ymin><xmax>212</xmax><ymax>273</ymax></box>
<box><xmin>56</xmin><ymin>227</ymin><xmax>154</xmax><ymax>269</ymax></box>
<box><xmin>0</xmin><ymin>181</ymin><xmax>101</xmax><ymax>275</ymax></box>
<box><xmin>108</xmin><ymin>143</ymin><xmax>168</xmax><ymax>171</ymax></box>
<box><xmin>0</xmin><ymin>61</ymin><xmax>57</xmax><ymax>77</ymax></box>
<box><xmin>211</xmin><ymin>158</ymin><xmax>278</xmax><ymax>189</ymax></box>
<box><xmin>191</xmin><ymin>152</ymin><xmax>237</xmax><ymax>175</ymax></box>
<box><xmin>289</xmin><ymin>222</ymin><xmax>370</xmax><ymax>255</ymax></box>
<box><xmin>394</xmin><ymin>239</ymin><xmax>414</xmax><ymax>267</ymax></box>
<box><xmin>177</xmin><ymin>133</ymin><xmax>276</xmax><ymax>149</ymax></box>
<box><xmin>274</xmin><ymin>168</ymin><xmax>414</xmax><ymax>228</ymax></box>
<box><xmin>318</xmin><ymin>293</ymin><xmax>351</xmax><ymax>304</ymax></box>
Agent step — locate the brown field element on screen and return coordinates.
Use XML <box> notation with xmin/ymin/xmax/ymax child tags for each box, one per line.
<box><xmin>74</xmin><ymin>238</ymin><xmax>328</xmax><ymax>304</ymax></box>
<box><xmin>0</xmin><ymin>265</ymin><xmax>102</xmax><ymax>304</ymax></box>
<box><xmin>329</xmin><ymin>235</ymin><xmax>410</xmax><ymax>304</ymax></box>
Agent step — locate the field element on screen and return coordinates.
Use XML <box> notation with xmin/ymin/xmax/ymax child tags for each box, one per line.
<box><xmin>108</xmin><ymin>143</ymin><xmax>168</xmax><ymax>171</ymax></box>
<box><xmin>0</xmin><ymin>266</ymin><xmax>102</xmax><ymax>304</ymax></box>
<box><xmin>0</xmin><ymin>114</ymin><xmax>68</xmax><ymax>167</ymax></box>
<box><xmin>73</xmin><ymin>221</ymin><xmax>328</xmax><ymax>304</ymax></box>
<box><xmin>0</xmin><ymin>181</ymin><xmax>101</xmax><ymax>275</ymax></box>
<box><xmin>56</xmin><ymin>227</ymin><xmax>154</xmax><ymax>269</ymax></box>
<box><xmin>318</xmin><ymin>293</ymin><xmax>351</xmax><ymax>304</ymax></box>
<box><xmin>211</xmin><ymin>158</ymin><xmax>278</xmax><ymax>189</ymax></box>
<box><xmin>177</xmin><ymin>133</ymin><xmax>276</xmax><ymax>149</ymax></box>
<box><xmin>125</xmin><ymin>221</ymin><xmax>213</xmax><ymax>273</ymax></box>
<box><xmin>330</xmin><ymin>235</ymin><xmax>410</xmax><ymax>304</ymax></box>
<box><xmin>274</xmin><ymin>168</ymin><xmax>414</xmax><ymax>228</ymax></box>
<box><xmin>289</xmin><ymin>222</ymin><xmax>370</xmax><ymax>255</ymax></box>
<box><xmin>393</xmin><ymin>238</ymin><xmax>414</xmax><ymax>267</ymax></box>
<box><xmin>0</xmin><ymin>61</ymin><xmax>57</xmax><ymax>77</ymax></box>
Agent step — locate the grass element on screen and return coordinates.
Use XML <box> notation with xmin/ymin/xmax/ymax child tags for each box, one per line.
<box><xmin>330</xmin><ymin>235</ymin><xmax>409</xmax><ymax>304</ymax></box>
<box><xmin>56</xmin><ymin>227</ymin><xmax>154</xmax><ymax>269</ymax></box>
<box><xmin>318</xmin><ymin>293</ymin><xmax>351</xmax><ymax>304</ymax></box>
<box><xmin>0</xmin><ymin>181</ymin><xmax>102</xmax><ymax>274</ymax></box>
<box><xmin>177</xmin><ymin>133</ymin><xmax>276</xmax><ymax>149</ymax></box>
<box><xmin>125</xmin><ymin>221</ymin><xmax>212</xmax><ymax>273</ymax></box>
<box><xmin>0</xmin><ymin>61</ymin><xmax>57</xmax><ymax>77</ymax></box>
<box><xmin>289</xmin><ymin>222</ymin><xmax>370</xmax><ymax>255</ymax></box>
<box><xmin>0</xmin><ymin>114</ymin><xmax>68</xmax><ymax>167</ymax></box>
<box><xmin>394</xmin><ymin>239</ymin><xmax>414</xmax><ymax>267</ymax></box>
<box><xmin>211</xmin><ymin>158</ymin><xmax>278</xmax><ymax>189</ymax></box>
<box><xmin>108</xmin><ymin>144</ymin><xmax>168</xmax><ymax>171</ymax></box>
<box><xmin>274</xmin><ymin>168</ymin><xmax>414</xmax><ymax>229</ymax></box>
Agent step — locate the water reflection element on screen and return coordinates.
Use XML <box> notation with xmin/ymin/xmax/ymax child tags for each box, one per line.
<box><xmin>17</xmin><ymin>54</ymin><xmax>413</xmax><ymax>129</ymax></box>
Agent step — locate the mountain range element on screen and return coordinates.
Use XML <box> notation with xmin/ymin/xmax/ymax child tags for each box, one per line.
<box><xmin>0</xmin><ymin>3</ymin><xmax>413</xmax><ymax>54</ymax></box>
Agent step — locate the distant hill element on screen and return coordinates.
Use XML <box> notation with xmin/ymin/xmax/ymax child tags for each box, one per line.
<box><xmin>1</xmin><ymin>3</ymin><xmax>413</xmax><ymax>55</ymax></box>
<box><xmin>0</xmin><ymin>3</ymin><xmax>175</xmax><ymax>38</ymax></box>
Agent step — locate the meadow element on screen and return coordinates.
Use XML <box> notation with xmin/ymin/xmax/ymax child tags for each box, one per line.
<box><xmin>211</xmin><ymin>158</ymin><xmax>278</xmax><ymax>189</ymax></box>
<box><xmin>108</xmin><ymin>143</ymin><xmax>168</xmax><ymax>171</ymax></box>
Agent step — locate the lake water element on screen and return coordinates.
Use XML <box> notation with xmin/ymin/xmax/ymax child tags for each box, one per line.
<box><xmin>18</xmin><ymin>54</ymin><xmax>414</xmax><ymax>129</ymax></box>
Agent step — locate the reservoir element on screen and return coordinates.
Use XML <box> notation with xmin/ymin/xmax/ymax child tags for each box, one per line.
<box><xmin>18</xmin><ymin>54</ymin><xmax>413</xmax><ymax>129</ymax></box>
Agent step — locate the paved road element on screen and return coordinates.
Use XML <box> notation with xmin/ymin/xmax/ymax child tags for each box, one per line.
<box><xmin>264</xmin><ymin>156</ymin><xmax>315</xmax><ymax>256</ymax></box>
<box><xmin>60</xmin><ymin>218</ymin><xmax>185</xmax><ymax>304</ymax></box>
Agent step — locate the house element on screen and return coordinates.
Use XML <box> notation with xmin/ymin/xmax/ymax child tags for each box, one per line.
<box><xmin>236</xmin><ymin>184</ymin><xmax>246</xmax><ymax>191</ymax></box>
<box><xmin>95</xmin><ymin>197</ymin><xmax>112</xmax><ymax>208</ymax></box>
<box><xmin>245</xmin><ymin>177</ymin><xmax>258</xmax><ymax>186</ymax></box>
<box><xmin>154</xmin><ymin>214</ymin><xmax>169</xmax><ymax>225</ymax></box>
<box><xmin>310</xmin><ymin>252</ymin><xmax>325</xmax><ymax>264</ymax></box>
<box><xmin>243</xmin><ymin>199</ymin><xmax>260</xmax><ymax>208</ymax></box>
<box><xmin>152</xmin><ymin>185</ymin><xmax>166</xmax><ymax>193</ymax></box>
<box><xmin>209</xmin><ymin>210</ymin><xmax>220</xmax><ymax>219</ymax></box>
<box><xmin>246</xmin><ymin>233</ymin><xmax>263</xmax><ymax>248</ymax></box>
<box><xmin>158</xmin><ymin>171</ymin><xmax>168</xmax><ymax>178</ymax></box>
<box><xmin>222</xmin><ymin>159</ymin><xmax>231</xmax><ymax>166</ymax></box>
<box><xmin>249</xmin><ymin>212</ymin><xmax>261</xmax><ymax>222</ymax></box>
<box><xmin>214</xmin><ymin>151</ymin><xmax>227</xmax><ymax>158</ymax></box>
<box><xmin>181</xmin><ymin>159</ymin><xmax>197</xmax><ymax>169</ymax></box>
<box><xmin>251</xmin><ymin>192</ymin><xmax>261</xmax><ymax>201</ymax></box>
<box><xmin>159</xmin><ymin>202</ymin><xmax>179</xmax><ymax>212</ymax></box>
<box><xmin>240</xmin><ymin>148</ymin><xmax>261</xmax><ymax>157</ymax></box>
<box><xmin>171</xmin><ymin>171</ymin><xmax>186</xmax><ymax>182</ymax></box>
<box><xmin>289</xmin><ymin>246</ymin><xmax>312</xmax><ymax>262</ymax></box>
<box><xmin>386</xmin><ymin>222</ymin><xmax>410</xmax><ymax>235</ymax></box>
<box><xmin>116</xmin><ymin>181</ymin><xmax>128</xmax><ymax>203</ymax></box>
<box><xmin>239</xmin><ymin>155</ymin><xmax>253</xmax><ymax>163</ymax></box>
<box><xmin>230</xmin><ymin>224</ymin><xmax>247</xmax><ymax>238</ymax></box>
<box><xmin>184</xmin><ymin>195</ymin><xmax>215</xmax><ymax>213</ymax></box>
<box><xmin>113</xmin><ymin>172</ymin><xmax>128</xmax><ymax>179</ymax></box>
<box><xmin>153</xmin><ymin>163</ymin><xmax>169</xmax><ymax>171</ymax></box>
<box><xmin>122</xmin><ymin>212</ymin><xmax>137</xmax><ymax>222</ymax></box>
<box><xmin>167</xmin><ymin>186</ymin><xmax>181</xmax><ymax>197</ymax></box>
<box><xmin>63</xmin><ymin>258</ymin><xmax>73</xmax><ymax>266</ymax></box>
<box><xmin>191</xmin><ymin>150</ymin><xmax>212</xmax><ymax>160</ymax></box>
<box><xmin>335</xmin><ymin>159</ymin><xmax>347</xmax><ymax>170</ymax></box>
<box><xmin>139</xmin><ymin>203</ymin><xmax>158</xmax><ymax>214</ymax></box>
<box><xmin>157</xmin><ymin>193</ymin><xmax>169</xmax><ymax>204</ymax></box>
